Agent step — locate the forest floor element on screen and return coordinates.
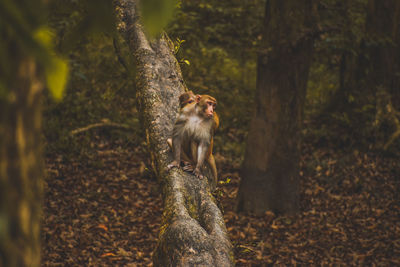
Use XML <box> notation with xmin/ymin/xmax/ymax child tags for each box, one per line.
<box><xmin>42</xmin><ymin>133</ymin><xmax>400</xmax><ymax>266</ymax></box>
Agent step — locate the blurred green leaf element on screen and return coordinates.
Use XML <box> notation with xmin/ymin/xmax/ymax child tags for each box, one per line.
<box><xmin>34</xmin><ymin>27</ymin><xmax>69</xmax><ymax>100</ymax></box>
<box><xmin>34</xmin><ymin>26</ymin><xmax>53</xmax><ymax>48</ymax></box>
<box><xmin>45</xmin><ymin>56</ymin><xmax>69</xmax><ymax>100</ymax></box>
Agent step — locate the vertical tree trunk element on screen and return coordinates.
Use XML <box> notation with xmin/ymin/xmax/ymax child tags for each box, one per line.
<box><xmin>366</xmin><ymin>0</ymin><xmax>400</xmax><ymax>107</ymax></box>
<box><xmin>0</xmin><ymin>51</ymin><xmax>44</xmax><ymax>267</ymax></box>
<box><xmin>326</xmin><ymin>1</ymin><xmax>360</xmax><ymax>113</ymax></box>
<box><xmin>237</xmin><ymin>0</ymin><xmax>318</xmax><ymax>215</ymax></box>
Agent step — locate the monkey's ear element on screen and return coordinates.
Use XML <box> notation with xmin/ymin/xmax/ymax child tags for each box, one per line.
<box><xmin>196</xmin><ymin>95</ymin><xmax>201</xmax><ymax>103</ymax></box>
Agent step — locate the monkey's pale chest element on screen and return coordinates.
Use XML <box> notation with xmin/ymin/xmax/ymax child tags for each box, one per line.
<box><xmin>183</xmin><ymin>116</ymin><xmax>211</xmax><ymax>142</ymax></box>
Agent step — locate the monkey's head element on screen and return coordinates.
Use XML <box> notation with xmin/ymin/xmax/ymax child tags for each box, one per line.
<box><xmin>196</xmin><ymin>95</ymin><xmax>217</xmax><ymax>119</ymax></box>
<box><xmin>179</xmin><ymin>91</ymin><xmax>197</xmax><ymax>108</ymax></box>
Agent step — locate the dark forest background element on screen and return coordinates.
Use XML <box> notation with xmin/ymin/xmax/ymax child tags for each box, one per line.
<box><xmin>45</xmin><ymin>0</ymin><xmax>400</xmax><ymax>160</ymax></box>
<box><xmin>1</xmin><ymin>0</ymin><xmax>399</xmax><ymax>265</ymax></box>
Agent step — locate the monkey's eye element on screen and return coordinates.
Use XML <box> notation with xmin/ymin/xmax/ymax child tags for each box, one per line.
<box><xmin>188</xmin><ymin>100</ymin><xmax>194</xmax><ymax>104</ymax></box>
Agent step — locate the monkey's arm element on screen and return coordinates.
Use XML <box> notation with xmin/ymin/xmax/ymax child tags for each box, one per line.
<box><xmin>190</xmin><ymin>141</ymin><xmax>198</xmax><ymax>163</ymax></box>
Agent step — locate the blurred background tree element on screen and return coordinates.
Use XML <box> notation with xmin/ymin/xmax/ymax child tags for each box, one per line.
<box><xmin>0</xmin><ymin>0</ymin><xmax>68</xmax><ymax>265</ymax></box>
<box><xmin>237</xmin><ymin>0</ymin><xmax>319</xmax><ymax>215</ymax></box>
<box><xmin>0</xmin><ymin>0</ymin><xmax>122</xmax><ymax>265</ymax></box>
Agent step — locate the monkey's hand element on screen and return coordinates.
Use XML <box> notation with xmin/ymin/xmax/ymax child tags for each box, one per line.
<box><xmin>167</xmin><ymin>161</ymin><xmax>180</xmax><ymax>170</ymax></box>
<box><xmin>193</xmin><ymin>168</ymin><xmax>204</xmax><ymax>179</ymax></box>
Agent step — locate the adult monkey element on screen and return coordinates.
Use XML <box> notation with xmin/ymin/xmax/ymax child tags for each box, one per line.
<box><xmin>167</xmin><ymin>91</ymin><xmax>219</xmax><ymax>184</ymax></box>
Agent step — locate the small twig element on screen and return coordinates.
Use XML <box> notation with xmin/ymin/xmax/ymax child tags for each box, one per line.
<box><xmin>70</xmin><ymin>120</ymin><xmax>132</xmax><ymax>136</ymax></box>
<box><xmin>384</xmin><ymin>129</ymin><xmax>400</xmax><ymax>150</ymax></box>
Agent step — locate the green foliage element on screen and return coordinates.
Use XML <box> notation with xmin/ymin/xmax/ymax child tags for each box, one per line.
<box><xmin>173</xmin><ymin>38</ymin><xmax>191</xmax><ymax>65</ymax></box>
<box><xmin>44</xmin><ymin>1</ymin><xmax>138</xmax><ymax>155</ymax></box>
<box><xmin>219</xmin><ymin>178</ymin><xmax>231</xmax><ymax>185</ymax></box>
<box><xmin>306</xmin><ymin>63</ymin><xmax>338</xmax><ymax>114</ymax></box>
<box><xmin>303</xmin><ymin>0</ymin><xmax>400</xmax><ymax>151</ymax></box>
<box><xmin>0</xmin><ymin>0</ymin><xmax>68</xmax><ymax>100</ymax></box>
<box><xmin>56</xmin><ymin>0</ymin><xmax>116</xmax><ymax>52</ymax></box>
<box><xmin>308</xmin><ymin>0</ymin><xmax>369</xmax><ymax>109</ymax></box>
<box><xmin>168</xmin><ymin>0</ymin><xmax>264</xmax><ymax>157</ymax></box>
<box><xmin>173</xmin><ymin>38</ymin><xmax>185</xmax><ymax>54</ymax></box>
<box><xmin>165</xmin><ymin>0</ymin><xmax>400</xmax><ymax>153</ymax></box>
<box><xmin>43</xmin><ymin>33</ymin><xmax>137</xmax><ymax>153</ymax></box>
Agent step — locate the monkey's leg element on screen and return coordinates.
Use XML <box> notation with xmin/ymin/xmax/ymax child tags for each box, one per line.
<box><xmin>190</xmin><ymin>141</ymin><xmax>198</xmax><ymax>163</ymax></box>
<box><xmin>206</xmin><ymin>154</ymin><xmax>218</xmax><ymax>186</ymax></box>
<box><xmin>167</xmin><ymin>138</ymin><xmax>194</xmax><ymax>169</ymax></box>
<box><xmin>190</xmin><ymin>141</ymin><xmax>204</xmax><ymax>179</ymax></box>
<box><xmin>167</xmin><ymin>136</ymin><xmax>181</xmax><ymax>170</ymax></box>
<box><xmin>194</xmin><ymin>142</ymin><xmax>208</xmax><ymax>179</ymax></box>
<box><xmin>178</xmin><ymin>142</ymin><xmax>197</xmax><ymax>171</ymax></box>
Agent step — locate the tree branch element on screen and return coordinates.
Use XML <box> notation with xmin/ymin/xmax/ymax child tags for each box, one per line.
<box><xmin>70</xmin><ymin>120</ymin><xmax>132</xmax><ymax>136</ymax></box>
<box><xmin>115</xmin><ymin>1</ymin><xmax>234</xmax><ymax>266</ymax></box>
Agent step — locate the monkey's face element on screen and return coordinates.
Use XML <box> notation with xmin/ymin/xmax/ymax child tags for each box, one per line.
<box><xmin>202</xmin><ymin>99</ymin><xmax>216</xmax><ymax>118</ymax></box>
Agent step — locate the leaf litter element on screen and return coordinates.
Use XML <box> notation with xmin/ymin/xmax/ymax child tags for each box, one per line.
<box><xmin>42</xmin><ymin>136</ymin><xmax>400</xmax><ymax>266</ymax></box>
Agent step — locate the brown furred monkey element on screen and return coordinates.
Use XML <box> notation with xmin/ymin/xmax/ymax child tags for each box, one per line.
<box><xmin>167</xmin><ymin>91</ymin><xmax>219</xmax><ymax>184</ymax></box>
<box><xmin>167</xmin><ymin>91</ymin><xmax>198</xmax><ymax>166</ymax></box>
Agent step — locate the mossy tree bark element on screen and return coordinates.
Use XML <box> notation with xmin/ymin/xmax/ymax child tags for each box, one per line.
<box><xmin>0</xmin><ymin>51</ymin><xmax>44</xmax><ymax>266</ymax></box>
<box><xmin>237</xmin><ymin>0</ymin><xmax>319</xmax><ymax>215</ymax></box>
<box><xmin>115</xmin><ymin>1</ymin><xmax>234</xmax><ymax>266</ymax></box>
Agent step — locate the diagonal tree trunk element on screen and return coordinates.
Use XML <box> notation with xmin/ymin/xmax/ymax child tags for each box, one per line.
<box><xmin>115</xmin><ymin>1</ymin><xmax>234</xmax><ymax>266</ymax></box>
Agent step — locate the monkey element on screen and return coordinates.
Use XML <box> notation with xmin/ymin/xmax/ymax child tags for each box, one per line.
<box><xmin>167</xmin><ymin>91</ymin><xmax>198</xmax><ymax>168</ymax></box>
<box><xmin>168</xmin><ymin>91</ymin><xmax>219</xmax><ymax>176</ymax></box>
<box><xmin>167</xmin><ymin>91</ymin><xmax>219</xmax><ymax>184</ymax></box>
<box><xmin>168</xmin><ymin>93</ymin><xmax>218</xmax><ymax>179</ymax></box>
